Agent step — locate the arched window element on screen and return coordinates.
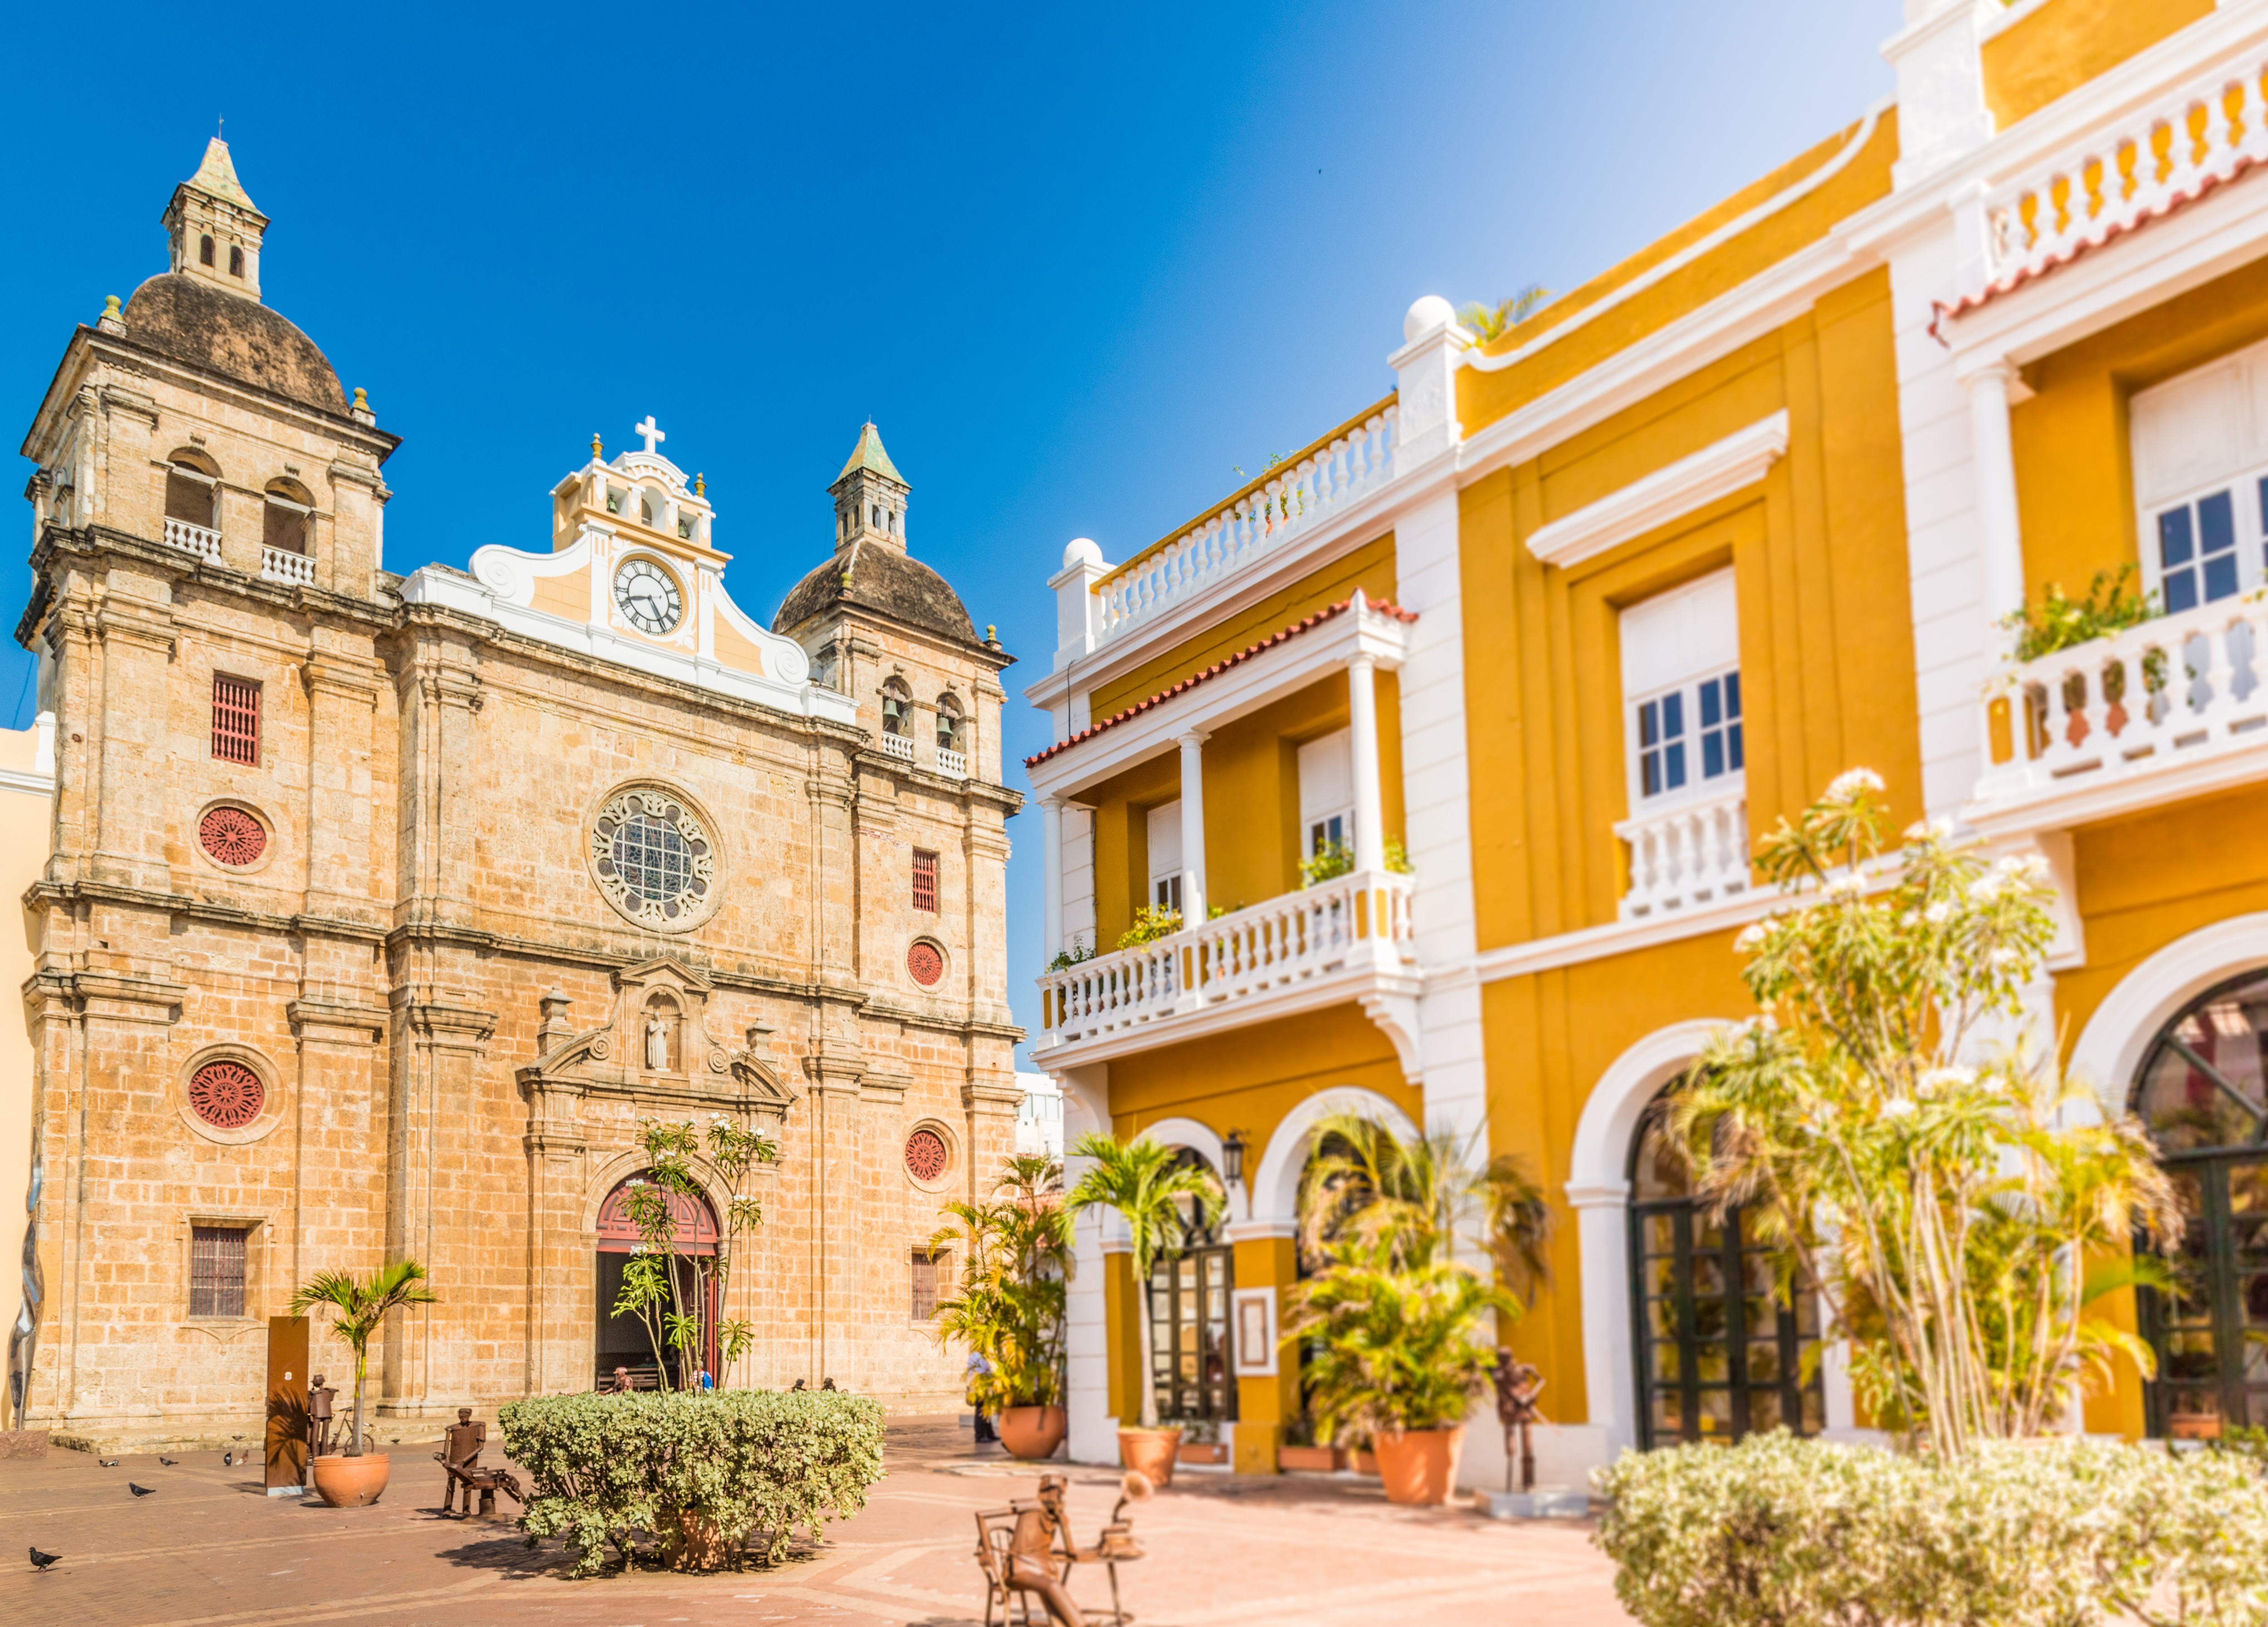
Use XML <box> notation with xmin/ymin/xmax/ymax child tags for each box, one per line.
<box><xmin>262</xmin><ymin>479</ymin><xmax>312</xmax><ymax>556</ymax></box>
<box><xmin>881</xmin><ymin>678</ymin><xmax>912</xmax><ymax>737</ymax></box>
<box><xmin>935</xmin><ymin>692</ymin><xmax>965</xmax><ymax>753</ymax></box>
<box><xmin>165</xmin><ymin>449</ymin><xmax>219</xmax><ymax>528</ymax></box>
<box><xmin>228</xmin><ymin>244</ymin><xmax>244</xmax><ymax>278</ymax></box>
<box><xmin>198</xmin><ymin>234</ymin><xmax>215</xmax><ymax>267</ymax></box>
<box><xmin>1628</xmin><ymin>1089</ymin><xmax>1822</xmax><ymax>1447</ymax></box>
<box><xmin>1148</xmin><ymin>1146</ymin><xmax>1235</xmax><ymax>1426</ymax></box>
<box><xmin>2131</xmin><ymin>966</ymin><xmax>2268</xmax><ymax>1439</ymax></box>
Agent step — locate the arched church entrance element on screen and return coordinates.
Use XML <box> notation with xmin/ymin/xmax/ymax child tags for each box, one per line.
<box><xmin>594</xmin><ymin>1172</ymin><xmax>722</xmax><ymax>1391</ymax></box>
<box><xmin>2131</xmin><ymin>965</ymin><xmax>2268</xmax><ymax>1438</ymax></box>
<box><xmin>1628</xmin><ymin>1089</ymin><xmax>1823</xmax><ymax>1447</ymax></box>
<box><xmin>1149</xmin><ymin>1147</ymin><xmax>1236</xmax><ymax>1427</ymax></box>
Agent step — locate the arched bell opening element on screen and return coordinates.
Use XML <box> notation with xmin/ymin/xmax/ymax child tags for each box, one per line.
<box><xmin>593</xmin><ymin>1171</ymin><xmax>721</xmax><ymax>1391</ymax></box>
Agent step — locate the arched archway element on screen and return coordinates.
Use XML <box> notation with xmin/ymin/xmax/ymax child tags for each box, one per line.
<box><xmin>593</xmin><ymin>1172</ymin><xmax>721</xmax><ymax>1389</ymax></box>
<box><xmin>1246</xmin><ymin>1087</ymin><xmax>1420</xmax><ymax>1232</ymax></box>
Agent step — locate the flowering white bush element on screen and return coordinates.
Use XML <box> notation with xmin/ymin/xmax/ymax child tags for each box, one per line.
<box><xmin>1595</xmin><ymin>1433</ymin><xmax>2268</xmax><ymax>1627</ymax></box>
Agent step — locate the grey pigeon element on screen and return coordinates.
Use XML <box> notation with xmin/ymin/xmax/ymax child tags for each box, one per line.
<box><xmin>29</xmin><ymin>1547</ymin><xmax>60</xmax><ymax>1571</ymax></box>
<box><xmin>97</xmin><ymin>1458</ymin><xmax>118</xmax><ymax>1468</ymax></box>
<box><xmin>157</xmin><ymin>1456</ymin><xmax>178</xmax><ymax>1466</ymax></box>
<box><xmin>128</xmin><ymin>1482</ymin><xmax>155</xmax><ymax>1497</ymax></box>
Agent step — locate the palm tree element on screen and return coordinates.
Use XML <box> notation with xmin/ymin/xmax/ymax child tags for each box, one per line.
<box><xmin>288</xmin><ymin>1260</ymin><xmax>437</xmax><ymax>1456</ymax></box>
<box><xmin>1296</xmin><ymin>1109</ymin><xmax>1551</xmax><ymax>1289</ymax></box>
<box><xmin>1066</xmin><ymin>1134</ymin><xmax>1224</xmax><ymax>1430</ymax></box>
<box><xmin>929</xmin><ymin>1154</ymin><xmax>1075</xmax><ymax>1409</ymax></box>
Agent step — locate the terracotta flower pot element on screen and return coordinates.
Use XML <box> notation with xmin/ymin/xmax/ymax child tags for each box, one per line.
<box><xmin>1372</xmin><ymin>1427</ymin><xmax>1464</xmax><ymax>1506</ymax></box>
<box><xmin>310</xmin><ymin>1452</ymin><xmax>391</xmax><ymax>1508</ymax></box>
<box><xmin>1176</xmin><ymin>1440</ymin><xmax>1226</xmax><ymax>1465</ymax></box>
<box><xmin>1116</xmin><ymin>1427</ymin><xmax>1182</xmax><ymax>1487</ymax></box>
<box><xmin>1278</xmin><ymin>1444</ymin><xmax>1337</xmax><ymax>1473</ymax></box>
<box><xmin>998</xmin><ymin>1405</ymin><xmax>1068</xmax><ymax>1461</ymax></box>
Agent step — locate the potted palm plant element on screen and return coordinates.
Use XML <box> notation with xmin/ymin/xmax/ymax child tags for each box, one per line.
<box><xmin>929</xmin><ymin>1153</ymin><xmax>1075</xmax><ymax>1460</ymax></box>
<box><xmin>288</xmin><ymin>1259</ymin><xmax>437</xmax><ymax>1507</ymax></box>
<box><xmin>1066</xmin><ymin>1132</ymin><xmax>1224</xmax><ymax>1487</ymax></box>
<box><xmin>1283</xmin><ymin>1112</ymin><xmax>1548</xmax><ymax>1505</ymax></box>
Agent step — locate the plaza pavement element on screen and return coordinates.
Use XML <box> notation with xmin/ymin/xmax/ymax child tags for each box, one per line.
<box><xmin>0</xmin><ymin>1417</ymin><xmax>1632</xmax><ymax>1625</ymax></box>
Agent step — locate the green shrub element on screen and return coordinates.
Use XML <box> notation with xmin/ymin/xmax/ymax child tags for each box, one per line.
<box><xmin>1595</xmin><ymin>1432</ymin><xmax>2268</xmax><ymax>1627</ymax></box>
<box><xmin>501</xmin><ymin>1389</ymin><xmax>885</xmax><ymax>1575</ymax></box>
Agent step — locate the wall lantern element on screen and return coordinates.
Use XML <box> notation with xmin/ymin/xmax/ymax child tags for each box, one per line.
<box><xmin>1221</xmin><ymin>1129</ymin><xmax>1247</xmax><ymax>1187</ymax></box>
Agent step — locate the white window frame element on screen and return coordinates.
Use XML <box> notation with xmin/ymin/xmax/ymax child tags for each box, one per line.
<box><xmin>1146</xmin><ymin>800</ymin><xmax>1183</xmax><ymax>917</ymax></box>
<box><xmin>1626</xmin><ymin>665</ymin><xmax>1745</xmax><ymax>809</ymax></box>
<box><xmin>2131</xmin><ymin>334</ymin><xmax>2268</xmax><ymax>613</ymax></box>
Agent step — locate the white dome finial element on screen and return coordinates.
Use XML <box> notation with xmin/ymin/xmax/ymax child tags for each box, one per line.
<box><xmin>1403</xmin><ymin>295</ymin><xmax>1457</xmax><ymax>343</ymax></box>
<box><xmin>1062</xmin><ymin>537</ymin><xmax>1103</xmax><ymax>569</ymax></box>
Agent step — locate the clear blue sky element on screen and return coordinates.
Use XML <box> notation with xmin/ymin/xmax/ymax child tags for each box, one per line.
<box><xmin>1</xmin><ymin>0</ymin><xmax>1900</xmax><ymax>1062</ymax></box>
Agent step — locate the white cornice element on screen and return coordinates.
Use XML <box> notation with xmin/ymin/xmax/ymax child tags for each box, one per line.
<box><xmin>1965</xmin><ymin>735</ymin><xmax>2268</xmax><ymax>840</ymax></box>
<box><xmin>1524</xmin><ymin>412</ymin><xmax>1789</xmax><ymax>570</ymax></box>
<box><xmin>0</xmin><ymin>767</ymin><xmax>54</xmax><ymax>798</ymax></box>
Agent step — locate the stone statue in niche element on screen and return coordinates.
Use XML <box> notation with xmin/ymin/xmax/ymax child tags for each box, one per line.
<box><xmin>645</xmin><ymin>1010</ymin><xmax>672</xmax><ymax>1071</ymax></box>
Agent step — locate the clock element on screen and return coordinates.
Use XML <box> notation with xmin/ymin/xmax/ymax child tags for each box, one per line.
<box><xmin>613</xmin><ymin>557</ymin><xmax>683</xmax><ymax>635</ymax></box>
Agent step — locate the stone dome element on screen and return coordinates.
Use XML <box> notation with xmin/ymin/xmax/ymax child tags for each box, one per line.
<box><xmin>772</xmin><ymin>542</ymin><xmax>981</xmax><ymax>647</ymax></box>
<box><xmin>119</xmin><ymin>273</ymin><xmax>347</xmax><ymax>415</ymax></box>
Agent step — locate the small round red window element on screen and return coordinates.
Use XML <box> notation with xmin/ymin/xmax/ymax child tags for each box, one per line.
<box><xmin>199</xmin><ymin>806</ymin><xmax>267</xmax><ymax>867</ymax></box>
<box><xmin>907</xmin><ymin>941</ymin><xmax>944</xmax><ymax>987</ymax></box>
<box><xmin>905</xmin><ymin>1128</ymin><xmax>948</xmax><ymax>1182</ymax></box>
<box><xmin>188</xmin><ymin>1060</ymin><xmax>264</xmax><ymax>1130</ymax></box>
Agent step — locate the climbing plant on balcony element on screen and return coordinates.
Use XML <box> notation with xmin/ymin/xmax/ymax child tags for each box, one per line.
<box><xmin>1999</xmin><ymin>565</ymin><xmax>2158</xmax><ymax>661</ymax></box>
<box><xmin>1116</xmin><ymin>904</ymin><xmax>1183</xmax><ymax>948</ymax></box>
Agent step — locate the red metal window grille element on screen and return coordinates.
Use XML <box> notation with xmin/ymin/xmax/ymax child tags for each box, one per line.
<box><xmin>912</xmin><ymin>848</ymin><xmax>938</xmax><ymax>912</ymax></box>
<box><xmin>189</xmin><ymin>1225</ymin><xmax>247</xmax><ymax>1318</ymax></box>
<box><xmin>188</xmin><ymin>1060</ymin><xmax>264</xmax><ymax>1129</ymax></box>
<box><xmin>905</xmin><ymin>1128</ymin><xmax>948</xmax><ymax>1182</ymax></box>
<box><xmin>907</xmin><ymin>941</ymin><xmax>944</xmax><ymax>987</ymax></box>
<box><xmin>911</xmin><ymin>1250</ymin><xmax>939</xmax><ymax>1321</ymax></box>
<box><xmin>211</xmin><ymin>675</ymin><xmax>260</xmax><ymax>765</ymax></box>
<box><xmin>198</xmin><ymin>806</ymin><xmax>267</xmax><ymax>866</ymax></box>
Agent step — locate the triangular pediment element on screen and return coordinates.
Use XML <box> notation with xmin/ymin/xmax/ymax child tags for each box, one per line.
<box><xmin>615</xmin><ymin>956</ymin><xmax>712</xmax><ymax>992</ymax></box>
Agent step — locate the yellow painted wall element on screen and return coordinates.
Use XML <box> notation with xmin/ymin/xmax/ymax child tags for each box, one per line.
<box><xmin>1982</xmin><ymin>0</ymin><xmax>2212</xmax><ymax>131</ymax></box>
<box><xmin>529</xmin><ymin>565</ymin><xmax>591</xmax><ymax>622</ymax></box>
<box><xmin>1106</xmin><ymin>1001</ymin><xmax>1416</xmax><ymax>1148</ymax></box>
<box><xmin>2010</xmin><ymin>254</ymin><xmax>2268</xmax><ymax>608</ymax></box>
<box><xmin>1460</xmin><ymin>269</ymin><xmax>1922</xmax><ymax>952</ymax></box>
<box><xmin>1088</xmin><ymin>533</ymin><xmax>1397</xmax><ymax>720</ymax></box>
<box><xmin>1232</xmin><ymin>1232</ymin><xmax>1301</xmax><ymax>1472</ymax></box>
<box><xmin>1459</xmin><ymin>110</ymin><xmax>1898</xmax><ymax>436</ymax></box>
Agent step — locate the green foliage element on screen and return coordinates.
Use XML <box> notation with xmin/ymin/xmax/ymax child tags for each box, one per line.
<box><xmin>1999</xmin><ymin>565</ymin><xmax>2159</xmax><ymax>662</ymax></box>
<box><xmin>611</xmin><ymin>1116</ymin><xmax>778</xmax><ymax>1391</ymax></box>
<box><xmin>1300</xmin><ymin>836</ymin><xmax>1414</xmax><ymax>888</ymax></box>
<box><xmin>1282</xmin><ymin>1110</ymin><xmax>1549</xmax><ymax>1447</ymax></box>
<box><xmin>1066</xmin><ymin>1134</ymin><xmax>1225</xmax><ymax>1429</ymax></box>
<box><xmin>1046</xmin><ymin>939</ymin><xmax>1097</xmax><ymax>972</ymax></box>
<box><xmin>1116</xmin><ymin>905</ymin><xmax>1183</xmax><ymax>948</ymax></box>
<box><xmin>288</xmin><ymin>1259</ymin><xmax>436</xmax><ymax>1457</ymax></box>
<box><xmin>501</xmin><ymin>1389</ymin><xmax>885</xmax><ymax>1576</ymax></box>
<box><xmin>1595</xmin><ymin>1432</ymin><xmax>2268</xmax><ymax>1627</ymax></box>
<box><xmin>928</xmin><ymin>1154</ymin><xmax>1074</xmax><ymax>1411</ymax></box>
<box><xmin>1457</xmin><ymin>285</ymin><xmax>1554</xmax><ymax>345</ymax></box>
<box><xmin>1671</xmin><ymin>770</ymin><xmax>2182</xmax><ymax>1457</ymax></box>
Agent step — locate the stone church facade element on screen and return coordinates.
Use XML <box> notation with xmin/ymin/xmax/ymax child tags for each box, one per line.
<box><xmin>8</xmin><ymin>141</ymin><xmax>1021</xmax><ymax>1447</ymax></box>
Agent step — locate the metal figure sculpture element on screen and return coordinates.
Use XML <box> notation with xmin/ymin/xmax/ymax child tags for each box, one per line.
<box><xmin>1492</xmin><ymin>1349</ymin><xmax>1547</xmax><ymax>1495</ymax></box>
<box><xmin>973</xmin><ymin>1471</ymin><xmax>1149</xmax><ymax>1627</ymax></box>
<box><xmin>435</xmin><ymin>1407</ymin><xmax>523</xmax><ymax>1518</ymax></box>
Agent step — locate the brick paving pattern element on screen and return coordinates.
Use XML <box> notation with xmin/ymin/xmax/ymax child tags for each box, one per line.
<box><xmin>0</xmin><ymin>1418</ymin><xmax>1631</xmax><ymax>1625</ymax></box>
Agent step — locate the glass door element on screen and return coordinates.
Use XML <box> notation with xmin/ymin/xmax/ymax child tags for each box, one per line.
<box><xmin>1149</xmin><ymin>1245</ymin><xmax>1236</xmax><ymax>1424</ymax></box>
<box><xmin>2140</xmin><ymin>1154</ymin><xmax>2268</xmax><ymax>1437</ymax></box>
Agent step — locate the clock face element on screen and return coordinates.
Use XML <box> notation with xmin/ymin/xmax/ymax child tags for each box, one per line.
<box><xmin>613</xmin><ymin>557</ymin><xmax>683</xmax><ymax>635</ymax></box>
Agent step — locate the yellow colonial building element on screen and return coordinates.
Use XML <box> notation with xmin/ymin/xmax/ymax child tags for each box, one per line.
<box><xmin>1026</xmin><ymin>0</ymin><xmax>2268</xmax><ymax>1482</ymax></box>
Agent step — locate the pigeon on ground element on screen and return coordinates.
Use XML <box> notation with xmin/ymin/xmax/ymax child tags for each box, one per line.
<box><xmin>222</xmin><ymin>1451</ymin><xmax>233</xmax><ymax>1467</ymax></box>
<box><xmin>157</xmin><ymin>1456</ymin><xmax>179</xmax><ymax>1466</ymax></box>
<box><xmin>128</xmin><ymin>1482</ymin><xmax>155</xmax><ymax>1497</ymax></box>
<box><xmin>97</xmin><ymin>1458</ymin><xmax>119</xmax><ymax>1468</ymax></box>
<box><xmin>29</xmin><ymin>1547</ymin><xmax>60</xmax><ymax>1571</ymax></box>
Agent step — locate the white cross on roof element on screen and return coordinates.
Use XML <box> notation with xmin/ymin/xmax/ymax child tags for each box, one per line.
<box><xmin>633</xmin><ymin>415</ymin><xmax>665</xmax><ymax>454</ymax></box>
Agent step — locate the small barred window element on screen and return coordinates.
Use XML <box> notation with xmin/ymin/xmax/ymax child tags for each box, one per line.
<box><xmin>212</xmin><ymin>675</ymin><xmax>260</xmax><ymax>765</ymax></box>
<box><xmin>912</xmin><ymin>849</ymin><xmax>938</xmax><ymax>913</ymax></box>
<box><xmin>911</xmin><ymin>1250</ymin><xmax>941</xmax><ymax>1320</ymax></box>
<box><xmin>190</xmin><ymin>1225</ymin><xmax>247</xmax><ymax>1318</ymax></box>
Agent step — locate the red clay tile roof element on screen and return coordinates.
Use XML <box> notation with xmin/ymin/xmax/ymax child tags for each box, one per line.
<box><xmin>1025</xmin><ymin>594</ymin><xmax>1418</xmax><ymax>770</ymax></box>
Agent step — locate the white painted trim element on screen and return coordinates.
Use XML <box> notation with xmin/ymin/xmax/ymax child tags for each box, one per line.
<box><xmin>0</xmin><ymin>767</ymin><xmax>55</xmax><ymax>798</ymax></box>
<box><xmin>1231</xmin><ymin>1288</ymin><xmax>1279</xmax><ymax>1377</ymax></box>
<box><xmin>1129</xmin><ymin>1116</ymin><xmax>1249</xmax><ymax>1226</ymax></box>
<box><xmin>1528</xmin><ymin>413</ymin><xmax>1788</xmax><ymax>571</ymax></box>
<box><xmin>1032</xmin><ymin>958</ymin><xmax>1422</xmax><ymax>1072</ymax></box>
<box><xmin>1247</xmin><ymin>1086</ymin><xmax>1421</xmax><ymax>1229</ymax></box>
<box><xmin>2067</xmin><ymin>913</ymin><xmax>2268</xmax><ymax>1114</ymax></box>
<box><xmin>1567</xmin><ymin>1019</ymin><xmax>1733</xmax><ymax>1192</ymax></box>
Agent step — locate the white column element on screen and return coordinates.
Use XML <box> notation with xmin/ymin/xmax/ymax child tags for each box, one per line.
<box><xmin>1177</xmin><ymin>730</ymin><xmax>1207</xmax><ymax>922</ymax></box>
<box><xmin>1965</xmin><ymin>358</ymin><xmax>2028</xmax><ymax>635</ymax></box>
<box><xmin>1041</xmin><ymin>795</ymin><xmax>1065</xmax><ymax>958</ymax></box>
<box><xmin>1346</xmin><ymin>646</ymin><xmax>1385</xmax><ymax>874</ymax></box>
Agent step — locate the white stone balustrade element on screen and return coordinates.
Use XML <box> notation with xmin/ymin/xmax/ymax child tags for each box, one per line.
<box><xmin>1089</xmin><ymin>406</ymin><xmax>1398</xmax><ymax>648</ymax></box>
<box><xmin>1616</xmin><ymin>782</ymin><xmax>1750</xmax><ymax>920</ymax></box>
<box><xmin>163</xmin><ymin>517</ymin><xmax>223</xmax><ymax>563</ymax></box>
<box><xmin>1040</xmin><ymin>868</ymin><xmax>1415</xmax><ymax>1048</ymax></box>
<box><xmin>880</xmin><ymin>731</ymin><xmax>915</xmax><ymax>762</ymax></box>
<box><xmin>1974</xmin><ymin>54</ymin><xmax>2268</xmax><ymax>295</ymax></box>
<box><xmin>260</xmin><ymin>547</ymin><xmax>314</xmax><ymax>586</ymax></box>
<box><xmin>1978</xmin><ymin>594</ymin><xmax>2268</xmax><ymax>799</ymax></box>
<box><xmin>936</xmin><ymin>745</ymin><xmax>968</xmax><ymax>778</ymax></box>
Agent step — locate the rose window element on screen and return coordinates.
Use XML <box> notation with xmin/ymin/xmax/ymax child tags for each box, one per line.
<box><xmin>188</xmin><ymin>1060</ymin><xmax>264</xmax><ymax>1129</ymax></box>
<box><xmin>590</xmin><ymin>788</ymin><xmax>718</xmax><ymax>929</ymax></box>
<box><xmin>198</xmin><ymin>806</ymin><xmax>266</xmax><ymax>866</ymax></box>
<box><xmin>907</xmin><ymin>941</ymin><xmax>944</xmax><ymax>987</ymax></box>
<box><xmin>905</xmin><ymin>1128</ymin><xmax>948</xmax><ymax>1182</ymax></box>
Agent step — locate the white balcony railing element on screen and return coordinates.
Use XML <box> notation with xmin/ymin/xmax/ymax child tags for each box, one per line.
<box><xmin>1978</xmin><ymin>593</ymin><xmax>2268</xmax><ymax>801</ymax></box>
<box><xmin>880</xmin><ymin>731</ymin><xmax>915</xmax><ymax>762</ymax></box>
<box><xmin>1978</xmin><ymin>49</ymin><xmax>2268</xmax><ymax>294</ymax></box>
<box><xmin>162</xmin><ymin>517</ymin><xmax>223</xmax><ymax>564</ymax></box>
<box><xmin>936</xmin><ymin>745</ymin><xmax>968</xmax><ymax>778</ymax></box>
<box><xmin>1040</xmin><ymin>868</ymin><xmax>1415</xmax><ymax>1048</ymax></box>
<box><xmin>261</xmin><ymin>547</ymin><xmax>314</xmax><ymax>586</ymax></box>
<box><xmin>1616</xmin><ymin>781</ymin><xmax>1750</xmax><ymax>920</ymax></box>
<box><xmin>1090</xmin><ymin>405</ymin><xmax>1399</xmax><ymax>649</ymax></box>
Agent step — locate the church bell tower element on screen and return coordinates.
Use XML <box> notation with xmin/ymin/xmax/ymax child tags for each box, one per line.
<box><xmin>829</xmin><ymin>421</ymin><xmax>909</xmax><ymax>552</ymax></box>
<box><xmin>162</xmin><ymin>137</ymin><xmax>268</xmax><ymax>301</ymax></box>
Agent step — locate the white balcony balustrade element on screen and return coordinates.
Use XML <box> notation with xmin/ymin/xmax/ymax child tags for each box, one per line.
<box><xmin>1978</xmin><ymin>594</ymin><xmax>2268</xmax><ymax>806</ymax></box>
<box><xmin>1616</xmin><ymin>782</ymin><xmax>1750</xmax><ymax>920</ymax></box>
<box><xmin>1040</xmin><ymin>868</ymin><xmax>1415</xmax><ymax>1049</ymax></box>
<box><xmin>260</xmin><ymin>547</ymin><xmax>314</xmax><ymax>586</ymax></box>
<box><xmin>880</xmin><ymin>731</ymin><xmax>915</xmax><ymax>762</ymax></box>
<box><xmin>1974</xmin><ymin>53</ymin><xmax>2268</xmax><ymax>298</ymax></box>
<box><xmin>936</xmin><ymin>745</ymin><xmax>968</xmax><ymax>778</ymax></box>
<box><xmin>1089</xmin><ymin>406</ymin><xmax>1398</xmax><ymax>650</ymax></box>
<box><xmin>163</xmin><ymin>517</ymin><xmax>223</xmax><ymax>564</ymax></box>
